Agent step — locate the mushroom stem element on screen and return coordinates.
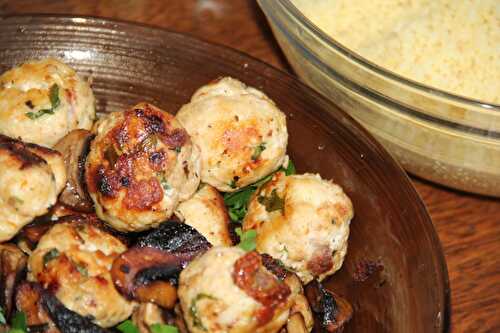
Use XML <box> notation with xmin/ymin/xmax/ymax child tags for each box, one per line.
<box><xmin>287</xmin><ymin>313</ymin><xmax>308</xmax><ymax>333</ymax></box>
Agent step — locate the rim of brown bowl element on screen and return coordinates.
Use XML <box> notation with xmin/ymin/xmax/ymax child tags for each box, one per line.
<box><xmin>0</xmin><ymin>14</ymin><xmax>450</xmax><ymax>332</ymax></box>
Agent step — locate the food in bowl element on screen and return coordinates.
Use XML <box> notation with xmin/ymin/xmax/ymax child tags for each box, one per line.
<box><xmin>0</xmin><ymin>135</ymin><xmax>66</xmax><ymax>242</ymax></box>
<box><xmin>243</xmin><ymin>172</ymin><xmax>353</xmax><ymax>284</ymax></box>
<box><xmin>293</xmin><ymin>0</ymin><xmax>499</xmax><ymax>104</ymax></box>
<box><xmin>85</xmin><ymin>102</ymin><xmax>201</xmax><ymax>232</ymax></box>
<box><xmin>177</xmin><ymin>77</ymin><xmax>289</xmax><ymax>193</ymax></box>
<box><xmin>0</xmin><ymin>58</ymin><xmax>96</xmax><ymax>147</ymax></box>
<box><xmin>0</xmin><ymin>59</ymin><xmax>354</xmax><ymax>333</ymax></box>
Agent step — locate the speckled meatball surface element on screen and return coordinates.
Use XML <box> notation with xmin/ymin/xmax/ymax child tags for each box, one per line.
<box><xmin>85</xmin><ymin>102</ymin><xmax>201</xmax><ymax>232</ymax></box>
<box><xmin>0</xmin><ymin>135</ymin><xmax>66</xmax><ymax>242</ymax></box>
<box><xmin>175</xmin><ymin>184</ymin><xmax>233</xmax><ymax>247</ymax></box>
<box><xmin>28</xmin><ymin>219</ymin><xmax>135</xmax><ymax>327</ymax></box>
<box><xmin>0</xmin><ymin>58</ymin><xmax>95</xmax><ymax>147</ymax></box>
<box><xmin>176</xmin><ymin>77</ymin><xmax>288</xmax><ymax>192</ymax></box>
<box><xmin>179</xmin><ymin>247</ymin><xmax>293</xmax><ymax>333</ymax></box>
<box><xmin>243</xmin><ymin>172</ymin><xmax>354</xmax><ymax>284</ymax></box>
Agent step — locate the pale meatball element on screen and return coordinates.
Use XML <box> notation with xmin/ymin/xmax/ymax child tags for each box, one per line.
<box><xmin>177</xmin><ymin>77</ymin><xmax>288</xmax><ymax>192</ymax></box>
<box><xmin>175</xmin><ymin>185</ymin><xmax>233</xmax><ymax>247</ymax></box>
<box><xmin>28</xmin><ymin>219</ymin><xmax>135</xmax><ymax>327</ymax></box>
<box><xmin>0</xmin><ymin>135</ymin><xmax>66</xmax><ymax>242</ymax></box>
<box><xmin>179</xmin><ymin>247</ymin><xmax>293</xmax><ymax>333</ymax></box>
<box><xmin>243</xmin><ymin>172</ymin><xmax>354</xmax><ymax>284</ymax></box>
<box><xmin>0</xmin><ymin>58</ymin><xmax>96</xmax><ymax>147</ymax></box>
<box><xmin>85</xmin><ymin>103</ymin><xmax>201</xmax><ymax>232</ymax></box>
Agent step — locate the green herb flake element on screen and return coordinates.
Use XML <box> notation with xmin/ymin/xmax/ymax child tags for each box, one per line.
<box><xmin>189</xmin><ymin>293</ymin><xmax>216</xmax><ymax>331</ymax></box>
<box><xmin>43</xmin><ymin>248</ymin><xmax>60</xmax><ymax>267</ymax></box>
<box><xmin>235</xmin><ymin>227</ymin><xmax>257</xmax><ymax>252</ymax></box>
<box><xmin>229</xmin><ymin>179</ymin><xmax>237</xmax><ymax>189</ymax></box>
<box><xmin>175</xmin><ymin>146</ymin><xmax>181</xmax><ymax>153</ymax></box>
<box><xmin>0</xmin><ymin>307</ymin><xmax>5</xmax><ymax>325</ymax></box>
<box><xmin>257</xmin><ymin>189</ymin><xmax>284</xmax><ymax>213</ymax></box>
<box><xmin>10</xmin><ymin>311</ymin><xmax>27</xmax><ymax>331</ymax></box>
<box><xmin>25</xmin><ymin>108</ymin><xmax>54</xmax><ymax>120</ymax></box>
<box><xmin>75</xmin><ymin>263</ymin><xmax>89</xmax><ymax>277</ymax></box>
<box><xmin>222</xmin><ymin>159</ymin><xmax>296</xmax><ymax>223</ymax></box>
<box><xmin>116</xmin><ymin>320</ymin><xmax>140</xmax><ymax>333</ymax></box>
<box><xmin>150</xmin><ymin>323</ymin><xmax>179</xmax><ymax>333</ymax></box>
<box><xmin>160</xmin><ymin>178</ymin><xmax>171</xmax><ymax>192</ymax></box>
<box><xmin>251</xmin><ymin>142</ymin><xmax>266</xmax><ymax>161</ymax></box>
<box><xmin>224</xmin><ymin>187</ymin><xmax>255</xmax><ymax>223</ymax></box>
<box><xmin>282</xmin><ymin>159</ymin><xmax>296</xmax><ymax>176</ymax></box>
<box><xmin>25</xmin><ymin>84</ymin><xmax>60</xmax><ymax>120</ymax></box>
<box><xmin>49</xmin><ymin>84</ymin><xmax>60</xmax><ymax>108</ymax></box>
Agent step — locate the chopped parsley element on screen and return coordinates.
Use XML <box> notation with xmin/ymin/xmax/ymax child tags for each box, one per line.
<box><xmin>223</xmin><ymin>160</ymin><xmax>296</xmax><ymax>223</ymax></box>
<box><xmin>0</xmin><ymin>307</ymin><xmax>5</xmax><ymax>325</ymax></box>
<box><xmin>150</xmin><ymin>324</ymin><xmax>179</xmax><ymax>333</ymax></box>
<box><xmin>117</xmin><ymin>320</ymin><xmax>139</xmax><ymax>333</ymax></box>
<box><xmin>9</xmin><ymin>311</ymin><xmax>27</xmax><ymax>332</ymax></box>
<box><xmin>224</xmin><ymin>187</ymin><xmax>254</xmax><ymax>222</ymax></box>
<box><xmin>75</xmin><ymin>263</ymin><xmax>88</xmax><ymax>277</ymax></box>
<box><xmin>25</xmin><ymin>84</ymin><xmax>60</xmax><ymax>119</ymax></box>
<box><xmin>251</xmin><ymin>142</ymin><xmax>266</xmax><ymax>161</ymax></box>
<box><xmin>189</xmin><ymin>293</ymin><xmax>216</xmax><ymax>331</ymax></box>
<box><xmin>43</xmin><ymin>248</ymin><xmax>60</xmax><ymax>266</ymax></box>
<box><xmin>235</xmin><ymin>227</ymin><xmax>257</xmax><ymax>252</ymax></box>
<box><xmin>257</xmin><ymin>189</ymin><xmax>284</xmax><ymax>213</ymax></box>
<box><xmin>229</xmin><ymin>179</ymin><xmax>237</xmax><ymax>189</ymax></box>
<box><xmin>160</xmin><ymin>178</ymin><xmax>171</xmax><ymax>192</ymax></box>
<box><xmin>283</xmin><ymin>159</ymin><xmax>296</xmax><ymax>176</ymax></box>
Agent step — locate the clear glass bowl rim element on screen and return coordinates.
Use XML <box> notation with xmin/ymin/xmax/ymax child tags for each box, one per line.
<box><xmin>265</xmin><ymin>0</ymin><xmax>500</xmax><ymax>111</ymax></box>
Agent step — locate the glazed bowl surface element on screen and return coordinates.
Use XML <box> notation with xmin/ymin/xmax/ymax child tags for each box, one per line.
<box><xmin>0</xmin><ymin>15</ymin><xmax>449</xmax><ymax>333</ymax></box>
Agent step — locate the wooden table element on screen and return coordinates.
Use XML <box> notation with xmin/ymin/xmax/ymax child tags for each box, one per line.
<box><xmin>1</xmin><ymin>1</ymin><xmax>498</xmax><ymax>332</ymax></box>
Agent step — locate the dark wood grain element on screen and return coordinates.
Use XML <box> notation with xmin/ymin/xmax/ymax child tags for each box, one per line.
<box><xmin>0</xmin><ymin>1</ymin><xmax>498</xmax><ymax>332</ymax></box>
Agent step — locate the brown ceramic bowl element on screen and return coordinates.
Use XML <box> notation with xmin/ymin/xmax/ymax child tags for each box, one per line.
<box><xmin>0</xmin><ymin>15</ymin><xmax>449</xmax><ymax>333</ymax></box>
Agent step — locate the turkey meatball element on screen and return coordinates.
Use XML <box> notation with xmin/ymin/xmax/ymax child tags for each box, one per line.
<box><xmin>243</xmin><ymin>172</ymin><xmax>353</xmax><ymax>284</ymax></box>
<box><xmin>179</xmin><ymin>247</ymin><xmax>292</xmax><ymax>333</ymax></box>
<box><xmin>0</xmin><ymin>58</ymin><xmax>95</xmax><ymax>147</ymax></box>
<box><xmin>175</xmin><ymin>185</ymin><xmax>233</xmax><ymax>247</ymax></box>
<box><xmin>28</xmin><ymin>219</ymin><xmax>135</xmax><ymax>327</ymax></box>
<box><xmin>85</xmin><ymin>103</ymin><xmax>201</xmax><ymax>232</ymax></box>
<box><xmin>0</xmin><ymin>135</ymin><xmax>66</xmax><ymax>242</ymax></box>
<box><xmin>176</xmin><ymin>77</ymin><xmax>288</xmax><ymax>192</ymax></box>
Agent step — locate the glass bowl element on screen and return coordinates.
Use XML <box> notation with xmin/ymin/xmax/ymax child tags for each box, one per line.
<box><xmin>258</xmin><ymin>0</ymin><xmax>500</xmax><ymax>197</ymax></box>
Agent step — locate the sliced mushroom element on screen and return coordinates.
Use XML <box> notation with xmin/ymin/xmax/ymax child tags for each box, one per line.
<box><xmin>40</xmin><ymin>287</ymin><xmax>110</xmax><ymax>333</ymax></box>
<box><xmin>16</xmin><ymin>220</ymin><xmax>56</xmax><ymax>253</ymax></box>
<box><xmin>54</xmin><ymin>129</ymin><xmax>94</xmax><ymax>212</ymax></box>
<box><xmin>136</xmin><ymin>281</ymin><xmax>178</xmax><ymax>310</ymax></box>
<box><xmin>261</xmin><ymin>253</ymin><xmax>289</xmax><ymax>281</ymax></box>
<box><xmin>132</xmin><ymin>303</ymin><xmax>183</xmax><ymax>333</ymax></box>
<box><xmin>16</xmin><ymin>214</ymin><xmax>128</xmax><ymax>252</ymax></box>
<box><xmin>15</xmin><ymin>282</ymin><xmax>59</xmax><ymax>333</ymax></box>
<box><xmin>284</xmin><ymin>274</ymin><xmax>314</xmax><ymax>332</ymax></box>
<box><xmin>286</xmin><ymin>313</ymin><xmax>308</xmax><ymax>333</ymax></box>
<box><xmin>173</xmin><ymin>305</ymin><xmax>189</xmax><ymax>333</ymax></box>
<box><xmin>133</xmin><ymin>304</ymin><xmax>188</xmax><ymax>333</ymax></box>
<box><xmin>112</xmin><ymin>247</ymin><xmax>181</xmax><ymax>308</ymax></box>
<box><xmin>0</xmin><ymin>244</ymin><xmax>27</xmax><ymax>319</ymax></box>
<box><xmin>305</xmin><ymin>280</ymin><xmax>353</xmax><ymax>333</ymax></box>
<box><xmin>112</xmin><ymin>221</ymin><xmax>211</xmax><ymax>309</ymax></box>
<box><xmin>136</xmin><ymin>221</ymin><xmax>211</xmax><ymax>257</ymax></box>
